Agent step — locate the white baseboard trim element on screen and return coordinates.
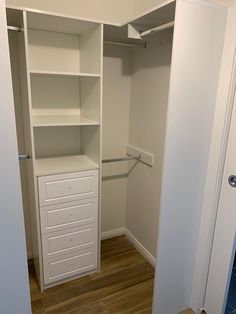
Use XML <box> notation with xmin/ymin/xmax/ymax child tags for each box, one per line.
<box><xmin>125</xmin><ymin>229</ymin><xmax>156</xmax><ymax>268</ymax></box>
<box><xmin>101</xmin><ymin>227</ymin><xmax>126</xmax><ymax>240</ymax></box>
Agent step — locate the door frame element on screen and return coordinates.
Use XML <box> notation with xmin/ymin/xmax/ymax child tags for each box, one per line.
<box><xmin>190</xmin><ymin>20</ymin><xmax>236</xmax><ymax>314</ymax></box>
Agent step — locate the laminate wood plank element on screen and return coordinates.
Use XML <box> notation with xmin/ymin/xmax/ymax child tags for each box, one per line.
<box><xmin>31</xmin><ymin>299</ymin><xmax>45</xmax><ymax>314</ymax></box>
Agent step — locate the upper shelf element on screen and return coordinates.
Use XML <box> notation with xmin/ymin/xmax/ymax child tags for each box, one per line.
<box><xmin>32</xmin><ymin>115</ymin><xmax>100</xmax><ymax>127</ymax></box>
<box><xmin>30</xmin><ymin>70</ymin><xmax>101</xmax><ymax>78</ymax></box>
<box><xmin>27</xmin><ymin>11</ymin><xmax>98</xmax><ymax>35</ymax></box>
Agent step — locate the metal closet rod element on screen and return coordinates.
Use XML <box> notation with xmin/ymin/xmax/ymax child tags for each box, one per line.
<box><xmin>140</xmin><ymin>21</ymin><xmax>174</xmax><ymax>38</ymax></box>
<box><xmin>102</xmin><ymin>155</ymin><xmax>141</xmax><ymax>164</ymax></box>
<box><xmin>7</xmin><ymin>25</ymin><xmax>23</xmax><ymax>32</ymax></box>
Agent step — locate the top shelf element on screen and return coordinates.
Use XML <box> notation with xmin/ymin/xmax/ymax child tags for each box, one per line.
<box><xmin>30</xmin><ymin>70</ymin><xmax>101</xmax><ymax>78</ymax></box>
<box><xmin>27</xmin><ymin>11</ymin><xmax>98</xmax><ymax>35</ymax></box>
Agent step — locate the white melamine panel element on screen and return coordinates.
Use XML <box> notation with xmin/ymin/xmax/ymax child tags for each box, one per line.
<box><xmin>35</xmin><ymin>155</ymin><xmax>99</xmax><ymax>176</ymax></box>
<box><xmin>28</xmin><ymin>29</ymin><xmax>80</xmax><ymax>73</ymax></box>
<box><xmin>80</xmin><ymin>25</ymin><xmax>102</xmax><ymax>74</ymax></box>
<box><xmin>44</xmin><ymin>247</ymin><xmax>97</xmax><ymax>284</ymax></box>
<box><xmin>81</xmin><ymin>126</ymin><xmax>101</xmax><ymax>165</ymax></box>
<box><xmin>40</xmin><ymin>198</ymin><xmax>98</xmax><ymax>233</ymax></box>
<box><xmin>80</xmin><ymin>77</ymin><xmax>101</xmax><ymax>123</ymax></box>
<box><xmin>42</xmin><ymin>224</ymin><xmax>97</xmax><ymax>258</ymax></box>
<box><xmin>27</xmin><ymin>11</ymin><xmax>97</xmax><ymax>35</ymax></box>
<box><xmin>30</xmin><ymin>71</ymin><xmax>100</xmax><ymax>78</ymax></box>
<box><xmin>34</xmin><ymin>126</ymin><xmax>81</xmax><ymax>158</ymax></box>
<box><xmin>38</xmin><ymin>170</ymin><xmax>98</xmax><ymax>206</ymax></box>
<box><xmin>32</xmin><ymin>115</ymin><xmax>99</xmax><ymax>127</ymax></box>
<box><xmin>153</xmin><ymin>1</ymin><xmax>226</xmax><ymax>313</ymax></box>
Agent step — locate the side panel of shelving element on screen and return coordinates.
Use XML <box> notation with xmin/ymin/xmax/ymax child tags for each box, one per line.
<box><xmin>80</xmin><ymin>77</ymin><xmax>101</xmax><ymax>123</ymax></box>
<box><xmin>80</xmin><ymin>24</ymin><xmax>103</xmax><ymax>74</ymax></box>
<box><xmin>21</xmin><ymin>11</ymin><xmax>44</xmax><ymax>289</ymax></box>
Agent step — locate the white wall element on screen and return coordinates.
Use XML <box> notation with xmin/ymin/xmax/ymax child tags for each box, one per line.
<box><xmin>8</xmin><ymin>31</ymin><xmax>32</xmax><ymax>258</ymax></box>
<box><xmin>133</xmin><ymin>0</ymin><xmax>168</xmax><ymax>17</ymax></box>
<box><xmin>102</xmin><ymin>44</ymin><xmax>132</xmax><ymax>235</ymax></box>
<box><xmin>153</xmin><ymin>1</ymin><xmax>227</xmax><ymax>313</ymax></box>
<box><xmin>126</xmin><ymin>31</ymin><xmax>172</xmax><ymax>259</ymax></box>
<box><xmin>0</xmin><ymin>2</ymin><xmax>31</xmax><ymax>313</ymax></box>
<box><xmin>6</xmin><ymin>0</ymin><xmax>135</xmax><ymax>24</ymax></box>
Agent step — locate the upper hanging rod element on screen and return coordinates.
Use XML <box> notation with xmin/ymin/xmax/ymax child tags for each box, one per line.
<box><xmin>140</xmin><ymin>21</ymin><xmax>174</xmax><ymax>38</ymax></box>
<box><xmin>7</xmin><ymin>25</ymin><xmax>23</xmax><ymax>32</ymax></box>
<box><xmin>102</xmin><ymin>155</ymin><xmax>141</xmax><ymax>164</ymax></box>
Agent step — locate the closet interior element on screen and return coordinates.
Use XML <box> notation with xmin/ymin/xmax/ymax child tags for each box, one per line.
<box><xmin>6</xmin><ymin>2</ymin><xmax>175</xmax><ymax>291</ymax></box>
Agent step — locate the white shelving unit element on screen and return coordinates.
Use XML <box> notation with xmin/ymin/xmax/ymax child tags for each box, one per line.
<box><xmin>6</xmin><ymin>8</ymin><xmax>103</xmax><ymax>290</ymax></box>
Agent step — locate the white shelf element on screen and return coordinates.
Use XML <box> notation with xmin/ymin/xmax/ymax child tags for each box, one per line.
<box><xmin>30</xmin><ymin>70</ymin><xmax>101</xmax><ymax>78</ymax></box>
<box><xmin>35</xmin><ymin>155</ymin><xmax>99</xmax><ymax>176</ymax></box>
<box><xmin>32</xmin><ymin>115</ymin><xmax>99</xmax><ymax>127</ymax></box>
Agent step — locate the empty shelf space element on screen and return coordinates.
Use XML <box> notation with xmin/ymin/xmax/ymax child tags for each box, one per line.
<box><xmin>32</xmin><ymin>115</ymin><xmax>100</xmax><ymax>127</ymax></box>
<box><xmin>30</xmin><ymin>70</ymin><xmax>101</xmax><ymax>78</ymax></box>
<box><xmin>35</xmin><ymin>155</ymin><xmax>99</xmax><ymax>176</ymax></box>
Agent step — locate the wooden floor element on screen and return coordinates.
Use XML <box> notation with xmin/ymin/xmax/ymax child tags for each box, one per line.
<box><xmin>29</xmin><ymin>236</ymin><xmax>155</xmax><ymax>313</ymax></box>
<box><xmin>29</xmin><ymin>236</ymin><xmax>194</xmax><ymax>314</ymax></box>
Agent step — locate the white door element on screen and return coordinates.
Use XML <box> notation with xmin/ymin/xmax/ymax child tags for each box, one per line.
<box><xmin>204</xmin><ymin>85</ymin><xmax>236</xmax><ymax>313</ymax></box>
<box><xmin>0</xmin><ymin>2</ymin><xmax>31</xmax><ymax>313</ymax></box>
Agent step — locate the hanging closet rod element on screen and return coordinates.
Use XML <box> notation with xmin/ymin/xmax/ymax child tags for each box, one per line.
<box><xmin>18</xmin><ymin>154</ymin><xmax>30</xmax><ymax>161</ymax></box>
<box><xmin>104</xmin><ymin>41</ymin><xmax>144</xmax><ymax>48</ymax></box>
<box><xmin>140</xmin><ymin>21</ymin><xmax>174</xmax><ymax>38</ymax></box>
<box><xmin>102</xmin><ymin>155</ymin><xmax>141</xmax><ymax>164</ymax></box>
<box><xmin>7</xmin><ymin>25</ymin><xmax>23</xmax><ymax>32</ymax></box>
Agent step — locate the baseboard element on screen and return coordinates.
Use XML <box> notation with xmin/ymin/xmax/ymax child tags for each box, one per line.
<box><xmin>125</xmin><ymin>229</ymin><xmax>156</xmax><ymax>268</ymax></box>
<box><xmin>101</xmin><ymin>227</ymin><xmax>126</xmax><ymax>240</ymax></box>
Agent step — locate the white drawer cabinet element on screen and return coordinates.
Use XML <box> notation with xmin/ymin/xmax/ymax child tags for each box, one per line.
<box><xmin>37</xmin><ymin>170</ymin><xmax>99</xmax><ymax>287</ymax></box>
<box><xmin>40</xmin><ymin>198</ymin><xmax>98</xmax><ymax>234</ymax></box>
<box><xmin>44</xmin><ymin>247</ymin><xmax>97</xmax><ymax>285</ymax></box>
<box><xmin>38</xmin><ymin>170</ymin><xmax>99</xmax><ymax>207</ymax></box>
<box><xmin>42</xmin><ymin>224</ymin><xmax>97</xmax><ymax>259</ymax></box>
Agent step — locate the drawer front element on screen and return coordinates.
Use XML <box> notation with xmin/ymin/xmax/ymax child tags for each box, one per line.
<box><xmin>40</xmin><ymin>198</ymin><xmax>98</xmax><ymax>233</ymax></box>
<box><xmin>38</xmin><ymin>170</ymin><xmax>98</xmax><ymax>207</ymax></box>
<box><xmin>44</xmin><ymin>247</ymin><xmax>97</xmax><ymax>285</ymax></box>
<box><xmin>42</xmin><ymin>224</ymin><xmax>97</xmax><ymax>259</ymax></box>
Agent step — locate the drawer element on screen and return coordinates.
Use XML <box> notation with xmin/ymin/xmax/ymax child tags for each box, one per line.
<box><xmin>42</xmin><ymin>224</ymin><xmax>97</xmax><ymax>259</ymax></box>
<box><xmin>40</xmin><ymin>198</ymin><xmax>98</xmax><ymax>234</ymax></box>
<box><xmin>44</xmin><ymin>247</ymin><xmax>97</xmax><ymax>285</ymax></box>
<box><xmin>38</xmin><ymin>170</ymin><xmax>98</xmax><ymax>207</ymax></box>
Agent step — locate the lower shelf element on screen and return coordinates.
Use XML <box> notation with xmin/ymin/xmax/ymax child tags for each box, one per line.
<box><xmin>35</xmin><ymin>155</ymin><xmax>99</xmax><ymax>176</ymax></box>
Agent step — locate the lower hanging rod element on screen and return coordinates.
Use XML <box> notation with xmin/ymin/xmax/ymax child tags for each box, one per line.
<box><xmin>102</xmin><ymin>155</ymin><xmax>141</xmax><ymax>164</ymax></box>
<box><xmin>7</xmin><ymin>25</ymin><xmax>23</xmax><ymax>32</ymax></box>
